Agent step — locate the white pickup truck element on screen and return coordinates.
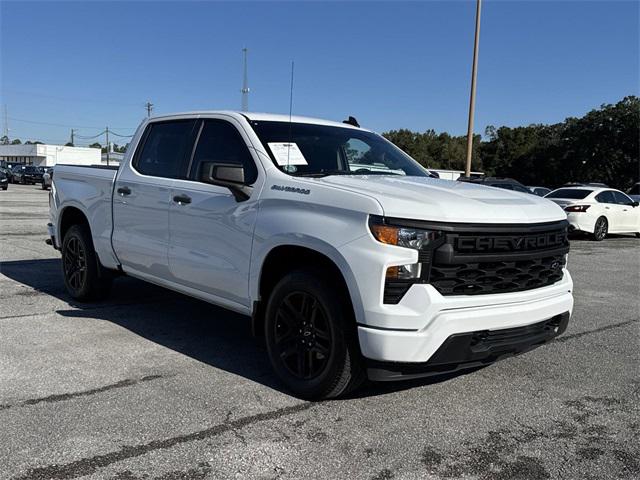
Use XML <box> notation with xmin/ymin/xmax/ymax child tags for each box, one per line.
<box><xmin>48</xmin><ymin>111</ymin><xmax>573</xmax><ymax>399</ymax></box>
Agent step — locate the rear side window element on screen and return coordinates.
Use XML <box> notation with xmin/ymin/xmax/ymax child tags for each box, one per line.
<box><xmin>189</xmin><ymin>120</ymin><xmax>258</xmax><ymax>184</ymax></box>
<box><xmin>546</xmin><ymin>188</ymin><xmax>592</xmax><ymax>199</ymax></box>
<box><xmin>595</xmin><ymin>191</ymin><xmax>615</xmax><ymax>203</ymax></box>
<box><xmin>134</xmin><ymin>120</ymin><xmax>197</xmax><ymax>179</ymax></box>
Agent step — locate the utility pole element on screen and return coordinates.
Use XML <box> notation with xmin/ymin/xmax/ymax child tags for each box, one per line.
<box><xmin>145</xmin><ymin>101</ymin><xmax>154</xmax><ymax>117</ymax></box>
<box><xmin>464</xmin><ymin>0</ymin><xmax>482</xmax><ymax>178</ymax></box>
<box><xmin>3</xmin><ymin>105</ymin><xmax>8</xmax><ymax>139</ymax></box>
<box><xmin>241</xmin><ymin>48</ymin><xmax>250</xmax><ymax>112</ymax></box>
<box><xmin>105</xmin><ymin>127</ymin><xmax>110</xmax><ymax>166</ymax></box>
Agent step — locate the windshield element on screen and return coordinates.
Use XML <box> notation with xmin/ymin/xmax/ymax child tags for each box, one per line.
<box><xmin>545</xmin><ymin>188</ymin><xmax>592</xmax><ymax>199</ymax></box>
<box><xmin>249</xmin><ymin>121</ymin><xmax>428</xmax><ymax>177</ymax></box>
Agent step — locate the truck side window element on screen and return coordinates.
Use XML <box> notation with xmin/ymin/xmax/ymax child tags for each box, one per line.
<box><xmin>134</xmin><ymin>120</ymin><xmax>197</xmax><ymax>179</ymax></box>
<box><xmin>189</xmin><ymin>120</ymin><xmax>258</xmax><ymax>184</ymax></box>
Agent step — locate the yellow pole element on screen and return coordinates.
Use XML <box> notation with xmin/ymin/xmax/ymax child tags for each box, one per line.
<box><xmin>465</xmin><ymin>0</ymin><xmax>482</xmax><ymax>177</ymax></box>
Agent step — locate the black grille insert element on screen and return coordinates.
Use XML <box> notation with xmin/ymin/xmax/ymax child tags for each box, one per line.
<box><xmin>431</xmin><ymin>254</ymin><xmax>566</xmax><ymax>295</ymax></box>
<box><xmin>430</xmin><ymin>222</ymin><xmax>569</xmax><ymax>296</ymax></box>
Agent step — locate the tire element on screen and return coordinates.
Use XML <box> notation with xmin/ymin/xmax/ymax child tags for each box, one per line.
<box><xmin>61</xmin><ymin>224</ymin><xmax>112</xmax><ymax>301</ymax></box>
<box><xmin>264</xmin><ymin>269</ymin><xmax>364</xmax><ymax>400</ymax></box>
<box><xmin>592</xmin><ymin>216</ymin><xmax>608</xmax><ymax>241</ymax></box>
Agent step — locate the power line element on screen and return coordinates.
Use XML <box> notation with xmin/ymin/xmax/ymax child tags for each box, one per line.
<box><xmin>74</xmin><ymin>131</ymin><xmax>107</xmax><ymax>139</ymax></box>
<box><xmin>8</xmin><ymin>116</ymin><xmax>135</xmax><ymax>130</ymax></box>
<box><xmin>109</xmin><ymin>130</ymin><xmax>134</xmax><ymax>138</ymax></box>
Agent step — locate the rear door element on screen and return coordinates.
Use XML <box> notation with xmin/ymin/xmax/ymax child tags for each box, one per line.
<box><xmin>168</xmin><ymin>117</ymin><xmax>263</xmax><ymax>308</ymax></box>
<box><xmin>112</xmin><ymin>119</ymin><xmax>198</xmax><ymax>279</ymax></box>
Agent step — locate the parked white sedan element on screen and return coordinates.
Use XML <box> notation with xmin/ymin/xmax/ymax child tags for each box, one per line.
<box><xmin>545</xmin><ymin>187</ymin><xmax>640</xmax><ymax>241</ymax></box>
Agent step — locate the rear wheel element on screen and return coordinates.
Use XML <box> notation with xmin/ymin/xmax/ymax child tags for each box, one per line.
<box><xmin>61</xmin><ymin>224</ymin><xmax>112</xmax><ymax>301</ymax></box>
<box><xmin>592</xmin><ymin>216</ymin><xmax>608</xmax><ymax>241</ymax></box>
<box><xmin>264</xmin><ymin>269</ymin><xmax>364</xmax><ymax>400</ymax></box>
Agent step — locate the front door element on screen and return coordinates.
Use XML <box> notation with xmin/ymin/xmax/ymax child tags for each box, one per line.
<box><xmin>112</xmin><ymin>119</ymin><xmax>197</xmax><ymax>279</ymax></box>
<box><xmin>168</xmin><ymin>117</ymin><xmax>263</xmax><ymax>308</ymax></box>
<box><xmin>612</xmin><ymin>191</ymin><xmax>639</xmax><ymax>232</ymax></box>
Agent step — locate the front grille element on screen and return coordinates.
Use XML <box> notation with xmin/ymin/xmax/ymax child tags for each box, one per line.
<box><xmin>430</xmin><ymin>254</ymin><xmax>566</xmax><ymax>295</ymax></box>
<box><xmin>430</xmin><ymin>221</ymin><xmax>569</xmax><ymax>296</ymax></box>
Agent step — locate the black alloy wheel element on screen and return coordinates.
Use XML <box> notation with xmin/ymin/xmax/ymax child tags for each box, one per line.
<box><xmin>61</xmin><ymin>224</ymin><xmax>112</xmax><ymax>301</ymax></box>
<box><xmin>63</xmin><ymin>235</ymin><xmax>88</xmax><ymax>292</ymax></box>
<box><xmin>593</xmin><ymin>217</ymin><xmax>608</xmax><ymax>241</ymax></box>
<box><xmin>273</xmin><ymin>291</ymin><xmax>332</xmax><ymax>380</ymax></box>
<box><xmin>265</xmin><ymin>269</ymin><xmax>364</xmax><ymax>399</ymax></box>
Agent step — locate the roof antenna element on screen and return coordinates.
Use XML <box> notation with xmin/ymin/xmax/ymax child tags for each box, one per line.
<box><xmin>287</xmin><ymin>60</ymin><xmax>295</xmax><ymax>169</ymax></box>
<box><xmin>343</xmin><ymin>116</ymin><xmax>360</xmax><ymax>128</ymax></box>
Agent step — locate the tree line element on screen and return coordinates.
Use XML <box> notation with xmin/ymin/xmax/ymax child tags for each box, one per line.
<box><xmin>2</xmin><ymin>96</ymin><xmax>637</xmax><ymax>190</ymax></box>
<box><xmin>383</xmin><ymin>96</ymin><xmax>639</xmax><ymax>190</ymax></box>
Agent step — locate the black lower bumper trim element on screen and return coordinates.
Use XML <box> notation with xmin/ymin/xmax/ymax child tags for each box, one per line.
<box><xmin>367</xmin><ymin>312</ymin><xmax>570</xmax><ymax>381</ymax></box>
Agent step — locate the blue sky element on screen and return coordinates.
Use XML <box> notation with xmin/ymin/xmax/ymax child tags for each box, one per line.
<box><xmin>1</xmin><ymin>1</ymin><xmax>638</xmax><ymax>145</ymax></box>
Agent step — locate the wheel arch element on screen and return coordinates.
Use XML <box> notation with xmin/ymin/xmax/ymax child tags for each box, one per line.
<box><xmin>251</xmin><ymin>240</ymin><xmax>364</xmax><ymax>337</ymax></box>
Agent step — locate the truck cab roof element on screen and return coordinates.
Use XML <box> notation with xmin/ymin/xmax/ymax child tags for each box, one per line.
<box><xmin>148</xmin><ymin>111</ymin><xmax>367</xmax><ymax>131</ymax></box>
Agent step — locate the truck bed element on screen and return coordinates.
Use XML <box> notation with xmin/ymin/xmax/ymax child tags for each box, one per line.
<box><xmin>51</xmin><ymin>164</ymin><xmax>119</xmax><ymax>268</ymax></box>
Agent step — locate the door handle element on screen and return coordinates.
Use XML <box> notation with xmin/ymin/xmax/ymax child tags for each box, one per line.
<box><xmin>173</xmin><ymin>194</ymin><xmax>192</xmax><ymax>205</ymax></box>
<box><xmin>117</xmin><ymin>186</ymin><xmax>131</xmax><ymax>196</ymax></box>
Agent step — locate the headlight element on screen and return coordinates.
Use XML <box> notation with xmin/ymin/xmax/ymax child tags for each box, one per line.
<box><xmin>369</xmin><ymin>216</ymin><xmax>444</xmax><ymax>281</ymax></box>
<box><xmin>369</xmin><ymin>216</ymin><xmax>443</xmax><ymax>250</ymax></box>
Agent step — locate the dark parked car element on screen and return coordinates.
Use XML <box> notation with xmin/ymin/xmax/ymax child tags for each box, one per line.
<box><xmin>457</xmin><ymin>176</ymin><xmax>532</xmax><ymax>194</ymax></box>
<box><xmin>0</xmin><ymin>166</ymin><xmax>13</xmax><ymax>183</ymax></box>
<box><xmin>13</xmin><ymin>165</ymin><xmax>45</xmax><ymax>185</ymax></box>
<box><xmin>0</xmin><ymin>171</ymin><xmax>8</xmax><ymax>190</ymax></box>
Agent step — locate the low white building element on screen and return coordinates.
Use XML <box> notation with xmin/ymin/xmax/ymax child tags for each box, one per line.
<box><xmin>430</xmin><ymin>169</ymin><xmax>484</xmax><ymax>181</ymax></box>
<box><xmin>101</xmin><ymin>151</ymin><xmax>124</xmax><ymax>165</ymax></box>
<box><xmin>0</xmin><ymin>144</ymin><xmax>101</xmax><ymax>167</ymax></box>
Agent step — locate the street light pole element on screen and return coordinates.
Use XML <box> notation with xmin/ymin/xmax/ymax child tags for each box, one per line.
<box><xmin>465</xmin><ymin>0</ymin><xmax>482</xmax><ymax>178</ymax></box>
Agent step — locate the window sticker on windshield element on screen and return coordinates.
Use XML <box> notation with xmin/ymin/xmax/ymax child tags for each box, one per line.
<box><xmin>268</xmin><ymin>142</ymin><xmax>308</xmax><ymax>166</ymax></box>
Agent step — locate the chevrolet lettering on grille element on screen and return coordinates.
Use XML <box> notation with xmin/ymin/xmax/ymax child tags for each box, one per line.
<box><xmin>456</xmin><ymin>232</ymin><xmax>568</xmax><ymax>252</ymax></box>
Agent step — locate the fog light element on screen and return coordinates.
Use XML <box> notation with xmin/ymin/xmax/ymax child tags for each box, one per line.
<box><xmin>386</xmin><ymin>263</ymin><xmax>421</xmax><ymax>280</ymax></box>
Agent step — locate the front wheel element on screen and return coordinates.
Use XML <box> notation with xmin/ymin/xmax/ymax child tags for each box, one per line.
<box><xmin>592</xmin><ymin>217</ymin><xmax>608</xmax><ymax>241</ymax></box>
<box><xmin>61</xmin><ymin>224</ymin><xmax>112</xmax><ymax>301</ymax></box>
<box><xmin>264</xmin><ymin>270</ymin><xmax>364</xmax><ymax>400</ymax></box>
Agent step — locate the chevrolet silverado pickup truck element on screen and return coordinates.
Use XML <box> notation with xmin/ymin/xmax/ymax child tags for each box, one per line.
<box><xmin>48</xmin><ymin>111</ymin><xmax>573</xmax><ymax>399</ymax></box>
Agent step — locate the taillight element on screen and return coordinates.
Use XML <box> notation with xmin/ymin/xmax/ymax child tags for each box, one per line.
<box><xmin>565</xmin><ymin>205</ymin><xmax>590</xmax><ymax>213</ymax></box>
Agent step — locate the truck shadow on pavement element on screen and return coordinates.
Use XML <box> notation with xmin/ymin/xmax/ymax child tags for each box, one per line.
<box><xmin>1</xmin><ymin>258</ymin><xmax>476</xmax><ymax>399</ymax></box>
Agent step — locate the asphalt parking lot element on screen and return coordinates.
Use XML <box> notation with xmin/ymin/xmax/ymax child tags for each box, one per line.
<box><xmin>1</xmin><ymin>183</ymin><xmax>638</xmax><ymax>480</ymax></box>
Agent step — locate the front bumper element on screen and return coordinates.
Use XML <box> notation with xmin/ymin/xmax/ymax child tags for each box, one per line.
<box><xmin>357</xmin><ymin>270</ymin><xmax>573</xmax><ymax>367</ymax></box>
<box><xmin>367</xmin><ymin>312</ymin><xmax>569</xmax><ymax>381</ymax></box>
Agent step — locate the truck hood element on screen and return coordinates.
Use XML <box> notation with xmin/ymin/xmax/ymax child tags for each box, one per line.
<box><xmin>312</xmin><ymin>175</ymin><xmax>567</xmax><ymax>224</ymax></box>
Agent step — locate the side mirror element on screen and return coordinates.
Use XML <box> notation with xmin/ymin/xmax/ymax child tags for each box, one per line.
<box><xmin>631</xmin><ymin>201</ymin><xmax>639</xmax><ymax>207</ymax></box>
<box><xmin>199</xmin><ymin>162</ymin><xmax>252</xmax><ymax>201</ymax></box>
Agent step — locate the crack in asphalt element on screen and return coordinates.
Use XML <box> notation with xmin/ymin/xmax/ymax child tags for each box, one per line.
<box><xmin>555</xmin><ymin>319</ymin><xmax>638</xmax><ymax>343</ymax></box>
<box><xmin>0</xmin><ymin>375</ymin><xmax>165</xmax><ymax>411</ymax></box>
<box><xmin>11</xmin><ymin>401</ymin><xmax>315</xmax><ymax>480</ymax></box>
